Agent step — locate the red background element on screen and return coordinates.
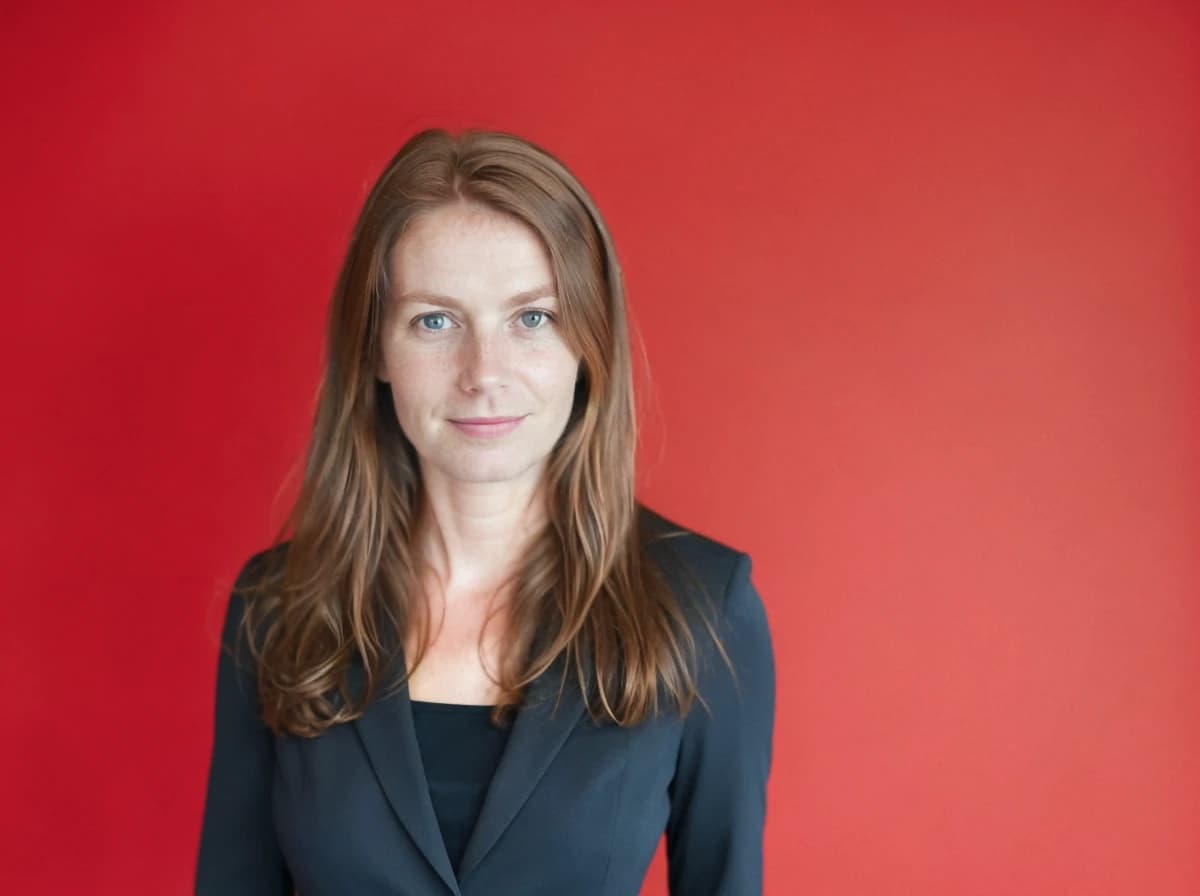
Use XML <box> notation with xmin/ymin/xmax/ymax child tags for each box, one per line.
<box><xmin>3</xmin><ymin>1</ymin><xmax>1198</xmax><ymax>893</ymax></box>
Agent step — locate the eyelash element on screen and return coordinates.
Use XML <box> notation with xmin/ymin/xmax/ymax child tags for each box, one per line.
<box><xmin>412</xmin><ymin>309</ymin><xmax>557</xmax><ymax>333</ymax></box>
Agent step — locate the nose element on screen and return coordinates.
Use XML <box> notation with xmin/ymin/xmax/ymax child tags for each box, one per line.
<box><xmin>456</xmin><ymin>326</ymin><xmax>509</xmax><ymax>394</ymax></box>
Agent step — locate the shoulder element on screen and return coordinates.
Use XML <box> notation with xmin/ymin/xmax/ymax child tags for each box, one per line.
<box><xmin>638</xmin><ymin>502</ymin><xmax>754</xmax><ymax>616</ymax></box>
<box><xmin>227</xmin><ymin>542</ymin><xmax>291</xmax><ymax>617</ymax></box>
<box><xmin>234</xmin><ymin>541</ymin><xmax>291</xmax><ymax>591</ymax></box>
<box><xmin>640</xmin><ymin>503</ymin><xmax>775</xmax><ymax>730</ymax></box>
<box><xmin>219</xmin><ymin>541</ymin><xmax>292</xmax><ymax>659</ymax></box>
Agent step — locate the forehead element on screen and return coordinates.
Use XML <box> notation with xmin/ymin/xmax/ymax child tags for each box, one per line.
<box><xmin>390</xmin><ymin>203</ymin><xmax>554</xmax><ymax>300</ymax></box>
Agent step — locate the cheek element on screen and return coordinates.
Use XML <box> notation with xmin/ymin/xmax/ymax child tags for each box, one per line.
<box><xmin>523</xmin><ymin>350</ymin><xmax>580</xmax><ymax>403</ymax></box>
<box><xmin>382</xmin><ymin>351</ymin><xmax>454</xmax><ymax>415</ymax></box>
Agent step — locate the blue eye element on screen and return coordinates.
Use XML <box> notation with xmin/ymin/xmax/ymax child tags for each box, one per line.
<box><xmin>416</xmin><ymin>313</ymin><xmax>451</xmax><ymax>331</ymax></box>
<box><xmin>519</xmin><ymin>310</ymin><xmax>552</xmax><ymax>329</ymax></box>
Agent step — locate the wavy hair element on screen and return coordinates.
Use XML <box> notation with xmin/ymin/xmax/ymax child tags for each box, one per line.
<box><xmin>236</xmin><ymin>129</ymin><xmax>720</xmax><ymax>737</ymax></box>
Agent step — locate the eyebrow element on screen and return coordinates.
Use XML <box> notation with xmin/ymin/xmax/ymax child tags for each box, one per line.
<box><xmin>395</xmin><ymin>285</ymin><xmax>557</xmax><ymax>311</ymax></box>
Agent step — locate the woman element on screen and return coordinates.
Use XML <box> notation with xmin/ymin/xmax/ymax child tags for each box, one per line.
<box><xmin>195</xmin><ymin>128</ymin><xmax>775</xmax><ymax>896</ymax></box>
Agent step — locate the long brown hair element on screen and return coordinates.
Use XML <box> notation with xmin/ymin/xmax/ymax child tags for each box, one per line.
<box><xmin>237</xmin><ymin>128</ymin><xmax>721</xmax><ymax>737</ymax></box>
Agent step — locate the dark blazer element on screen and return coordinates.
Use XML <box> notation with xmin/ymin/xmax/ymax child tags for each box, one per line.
<box><xmin>195</xmin><ymin>506</ymin><xmax>775</xmax><ymax>895</ymax></box>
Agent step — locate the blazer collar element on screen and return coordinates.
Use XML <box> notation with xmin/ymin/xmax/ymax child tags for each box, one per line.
<box><xmin>348</xmin><ymin>648</ymin><xmax>587</xmax><ymax>894</ymax></box>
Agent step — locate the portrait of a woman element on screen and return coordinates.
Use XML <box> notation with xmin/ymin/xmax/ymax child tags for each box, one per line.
<box><xmin>195</xmin><ymin>128</ymin><xmax>776</xmax><ymax>896</ymax></box>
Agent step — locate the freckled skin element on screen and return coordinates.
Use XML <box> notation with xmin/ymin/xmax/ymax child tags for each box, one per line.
<box><xmin>376</xmin><ymin>203</ymin><xmax>581</xmax><ymax>492</ymax></box>
<box><xmin>375</xmin><ymin>204</ymin><xmax>583</xmax><ymax>702</ymax></box>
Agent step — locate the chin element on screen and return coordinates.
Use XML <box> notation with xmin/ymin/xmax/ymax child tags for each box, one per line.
<box><xmin>429</xmin><ymin>452</ymin><xmax>548</xmax><ymax>487</ymax></box>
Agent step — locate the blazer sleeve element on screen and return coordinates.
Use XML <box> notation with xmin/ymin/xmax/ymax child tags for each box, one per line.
<box><xmin>195</xmin><ymin>554</ymin><xmax>295</xmax><ymax>896</ymax></box>
<box><xmin>665</xmin><ymin>552</ymin><xmax>776</xmax><ymax>896</ymax></box>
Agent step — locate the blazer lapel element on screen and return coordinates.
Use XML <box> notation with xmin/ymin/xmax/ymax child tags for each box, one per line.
<box><xmin>349</xmin><ymin>658</ymin><xmax>463</xmax><ymax>896</ymax></box>
<box><xmin>455</xmin><ymin>654</ymin><xmax>586</xmax><ymax>881</ymax></box>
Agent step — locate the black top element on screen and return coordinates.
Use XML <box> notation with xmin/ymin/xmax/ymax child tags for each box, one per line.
<box><xmin>409</xmin><ymin>700</ymin><xmax>513</xmax><ymax>873</ymax></box>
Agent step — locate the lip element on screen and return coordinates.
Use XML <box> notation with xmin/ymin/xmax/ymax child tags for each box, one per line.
<box><xmin>448</xmin><ymin>415</ymin><xmax>525</xmax><ymax>439</ymax></box>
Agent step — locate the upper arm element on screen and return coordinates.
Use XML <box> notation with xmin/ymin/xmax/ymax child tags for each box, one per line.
<box><xmin>665</xmin><ymin>552</ymin><xmax>776</xmax><ymax>896</ymax></box>
<box><xmin>195</xmin><ymin>555</ymin><xmax>294</xmax><ymax>896</ymax></box>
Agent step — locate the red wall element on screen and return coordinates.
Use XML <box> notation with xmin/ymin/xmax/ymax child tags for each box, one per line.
<box><xmin>3</xmin><ymin>1</ymin><xmax>1197</xmax><ymax>893</ymax></box>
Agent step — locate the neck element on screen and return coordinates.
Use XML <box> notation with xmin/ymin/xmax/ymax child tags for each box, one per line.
<box><xmin>415</xmin><ymin>473</ymin><xmax>549</xmax><ymax>596</ymax></box>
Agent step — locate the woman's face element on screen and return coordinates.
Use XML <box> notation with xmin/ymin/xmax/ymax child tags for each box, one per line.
<box><xmin>378</xmin><ymin>202</ymin><xmax>581</xmax><ymax>490</ymax></box>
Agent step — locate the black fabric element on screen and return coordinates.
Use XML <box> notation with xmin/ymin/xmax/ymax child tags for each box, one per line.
<box><xmin>195</xmin><ymin>503</ymin><xmax>776</xmax><ymax>896</ymax></box>
<box><xmin>410</xmin><ymin>700</ymin><xmax>513</xmax><ymax>873</ymax></box>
